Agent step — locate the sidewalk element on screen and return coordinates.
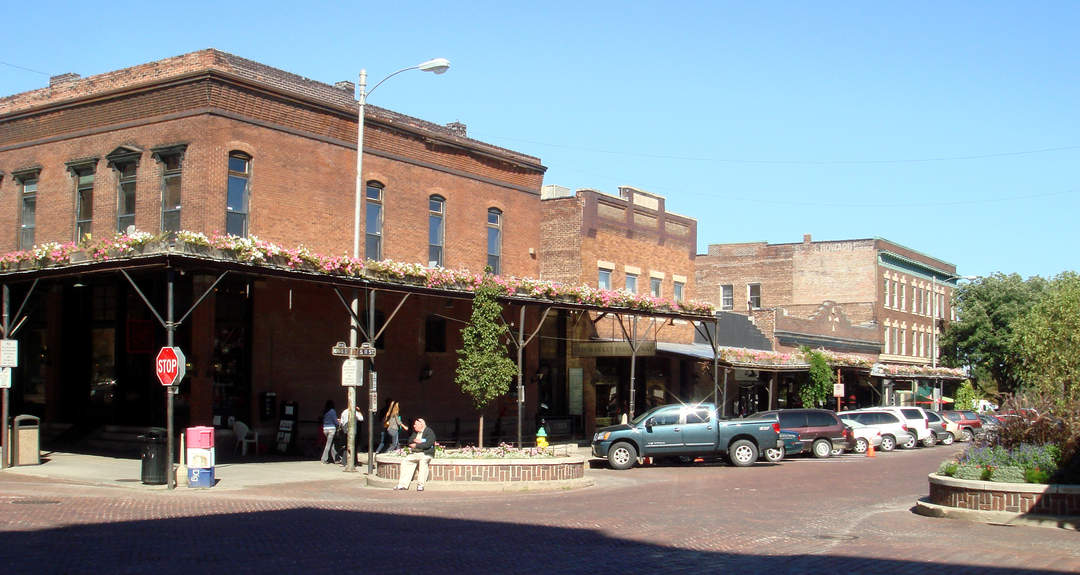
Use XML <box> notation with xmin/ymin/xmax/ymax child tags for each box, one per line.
<box><xmin>1</xmin><ymin>450</ymin><xmax>373</xmax><ymax>491</ymax></box>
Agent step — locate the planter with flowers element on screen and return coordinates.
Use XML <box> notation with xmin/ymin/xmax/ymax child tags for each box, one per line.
<box><xmin>371</xmin><ymin>442</ymin><xmax>589</xmax><ymax>490</ymax></box>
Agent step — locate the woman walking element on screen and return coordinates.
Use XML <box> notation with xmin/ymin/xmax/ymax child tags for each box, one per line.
<box><xmin>376</xmin><ymin>399</ymin><xmax>407</xmax><ymax>453</ymax></box>
<box><xmin>320</xmin><ymin>400</ymin><xmax>339</xmax><ymax>463</ymax></box>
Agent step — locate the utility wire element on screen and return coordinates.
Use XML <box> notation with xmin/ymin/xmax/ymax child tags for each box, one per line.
<box><xmin>1</xmin><ymin>60</ymin><xmax>52</xmax><ymax>77</ymax></box>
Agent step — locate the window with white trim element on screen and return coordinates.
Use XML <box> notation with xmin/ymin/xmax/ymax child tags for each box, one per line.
<box><xmin>721</xmin><ymin>285</ymin><xmax>733</xmax><ymax>310</ymax></box>
<box><xmin>428</xmin><ymin>195</ymin><xmax>444</xmax><ymax>267</ymax></box>
<box><xmin>748</xmin><ymin>283</ymin><xmax>761</xmax><ymax>309</ymax></box>
<box><xmin>598</xmin><ymin>268</ymin><xmax>611</xmax><ymax>290</ymax></box>
<box><xmin>226</xmin><ymin>152</ymin><xmax>251</xmax><ymax>237</ymax></box>
<box><xmin>625</xmin><ymin>273</ymin><xmax>637</xmax><ymax>293</ymax></box>
<box><xmin>650</xmin><ymin>277</ymin><xmax>662</xmax><ymax>298</ymax></box>
<box><xmin>673</xmin><ymin>281</ymin><xmax>684</xmax><ymax>302</ymax></box>
<box><xmin>365</xmin><ymin>181</ymin><xmax>383</xmax><ymax>260</ymax></box>
<box><xmin>486</xmin><ymin>208</ymin><xmax>502</xmax><ymax>274</ymax></box>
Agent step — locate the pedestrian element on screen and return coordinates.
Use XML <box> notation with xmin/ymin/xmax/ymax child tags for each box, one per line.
<box><xmin>394</xmin><ymin>417</ymin><xmax>436</xmax><ymax>492</ymax></box>
<box><xmin>320</xmin><ymin>400</ymin><xmax>339</xmax><ymax>464</ymax></box>
<box><xmin>376</xmin><ymin>398</ymin><xmax>407</xmax><ymax>454</ymax></box>
<box><xmin>338</xmin><ymin>404</ymin><xmax>364</xmax><ymax>465</ymax></box>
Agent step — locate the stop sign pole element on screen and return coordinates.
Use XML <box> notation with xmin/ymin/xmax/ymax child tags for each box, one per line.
<box><xmin>164</xmin><ymin>272</ymin><xmax>177</xmax><ymax>489</ymax></box>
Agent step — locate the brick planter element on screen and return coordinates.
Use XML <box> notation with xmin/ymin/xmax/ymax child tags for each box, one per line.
<box><xmin>374</xmin><ymin>454</ymin><xmax>586</xmax><ymax>483</ymax></box>
<box><xmin>928</xmin><ymin>473</ymin><xmax>1080</xmax><ymax>515</ymax></box>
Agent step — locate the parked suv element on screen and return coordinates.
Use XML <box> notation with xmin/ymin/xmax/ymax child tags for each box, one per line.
<box><xmin>846</xmin><ymin>406</ymin><xmax>935</xmax><ymax>448</ymax></box>
<box><xmin>750</xmin><ymin>408</ymin><xmax>852</xmax><ymax>458</ymax></box>
<box><xmin>941</xmin><ymin>410</ymin><xmax>983</xmax><ymax>442</ymax></box>
<box><xmin>838</xmin><ymin>410</ymin><xmax>913</xmax><ymax>452</ymax></box>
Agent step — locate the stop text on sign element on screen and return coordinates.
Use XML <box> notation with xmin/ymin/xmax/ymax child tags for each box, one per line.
<box><xmin>155</xmin><ymin>346</ymin><xmax>187</xmax><ymax>386</ymax></box>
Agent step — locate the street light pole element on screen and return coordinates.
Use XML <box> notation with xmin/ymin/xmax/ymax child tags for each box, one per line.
<box><xmin>348</xmin><ymin>59</ymin><xmax>449</xmax><ymax>473</ymax></box>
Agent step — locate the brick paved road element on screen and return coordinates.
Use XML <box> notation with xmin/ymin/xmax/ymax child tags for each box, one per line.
<box><xmin>1</xmin><ymin>445</ymin><xmax>1077</xmax><ymax>574</ymax></box>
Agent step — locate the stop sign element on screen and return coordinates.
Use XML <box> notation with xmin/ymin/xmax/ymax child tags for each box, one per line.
<box><xmin>156</xmin><ymin>346</ymin><xmax>186</xmax><ymax>386</ymax></box>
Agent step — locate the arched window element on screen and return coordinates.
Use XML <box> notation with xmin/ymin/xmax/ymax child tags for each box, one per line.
<box><xmin>428</xmin><ymin>195</ymin><xmax>445</xmax><ymax>267</ymax></box>
<box><xmin>227</xmin><ymin>152</ymin><xmax>251</xmax><ymax>237</ymax></box>
<box><xmin>365</xmin><ymin>181</ymin><xmax>384</xmax><ymax>260</ymax></box>
<box><xmin>486</xmin><ymin>208</ymin><xmax>502</xmax><ymax>275</ymax></box>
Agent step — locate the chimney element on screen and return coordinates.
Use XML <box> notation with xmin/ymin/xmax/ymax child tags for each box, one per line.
<box><xmin>334</xmin><ymin>80</ymin><xmax>355</xmax><ymax>92</ymax></box>
<box><xmin>445</xmin><ymin>121</ymin><xmax>467</xmax><ymax>137</ymax></box>
<box><xmin>803</xmin><ymin>234</ymin><xmax>812</xmax><ymax>244</ymax></box>
<box><xmin>49</xmin><ymin>73</ymin><xmax>81</xmax><ymax>87</ymax></box>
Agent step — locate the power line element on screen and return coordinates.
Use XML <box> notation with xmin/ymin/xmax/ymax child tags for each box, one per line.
<box><xmin>1</xmin><ymin>60</ymin><xmax>52</xmax><ymax>77</ymax></box>
<box><xmin>480</xmin><ymin>134</ymin><xmax>1080</xmax><ymax>165</ymax></box>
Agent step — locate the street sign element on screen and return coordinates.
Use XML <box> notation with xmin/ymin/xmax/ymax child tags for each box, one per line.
<box><xmin>369</xmin><ymin>371</ymin><xmax>378</xmax><ymax>411</ymax></box>
<box><xmin>0</xmin><ymin>367</ymin><xmax>10</xmax><ymax>389</ymax></box>
<box><xmin>332</xmin><ymin>342</ymin><xmax>376</xmax><ymax>359</ymax></box>
<box><xmin>155</xmin><ymin>347</ymin><xmax>186</xmax><ymax>386</ymax></box>
<box><xmin>357</xmin><ymin>342</ymin><xmax>376</xmax><ymax>358</ymax></box>
<box><xmin>0</xmin><ymin>339</ymin><xmax>18</xmax><ymax>367</ymax></box>
<box><xmin>341</xmin><ymin>358</ymin><xmax>363</xmax><ymax>387</ymax></box>
<box><xmin>833</xmin><ymin>383</ymin><xmax>845</xmax><ymax>398</ymax></box>
<box><xmin>331</xmin><ymin>342</ymin><xmax>352</xmax><ymax>357</ymax></box>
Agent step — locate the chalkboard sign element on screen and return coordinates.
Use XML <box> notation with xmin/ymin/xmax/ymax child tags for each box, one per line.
<box><xmin>276</xmin><ymin>401</ymin><xmax>298</xmax><ymax>454</ymax></box>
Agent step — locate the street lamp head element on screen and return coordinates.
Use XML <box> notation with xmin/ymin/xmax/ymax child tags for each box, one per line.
<box><xmin>418</xmin><ymin>58</ymin><xmax>450</xmax><ymax>74</ymax></box>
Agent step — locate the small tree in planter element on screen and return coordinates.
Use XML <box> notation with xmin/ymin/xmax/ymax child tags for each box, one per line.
<box><xmin>800</xmin><ymin>348</ymin><xmax>835</xmax><ymax>408</ymax></box>
<box><xmin>456</xmin><ymin>276</ymin><xmax>517</xmax><ymax>447</ymax></box>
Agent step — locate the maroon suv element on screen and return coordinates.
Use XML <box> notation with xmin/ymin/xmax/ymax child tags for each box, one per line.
<box><xmin>751</xmin><ymin>408</ymin><xmax>852</xmax><ymax>459</ymax></box>
<box><xmin>941</xmin><ymin>410</ymin><xmax>983</xmax><ymax>442</ymax></box>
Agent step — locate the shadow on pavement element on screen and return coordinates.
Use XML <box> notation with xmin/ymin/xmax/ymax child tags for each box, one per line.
<box><xmin>0</xmin><ymin>507</ymin><xmax>1072</xmax><ymax>574</ymax></box>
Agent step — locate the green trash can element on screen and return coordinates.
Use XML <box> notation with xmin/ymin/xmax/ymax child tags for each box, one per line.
<box><xmin>12</xmin><ymin>415</ymin><xmax>40</xmax><ymax>466</ymax></box>
<box><xmin>139</xmin><ymin>427</ymin><xmax>168</xmax><ymax>485</ymax></box>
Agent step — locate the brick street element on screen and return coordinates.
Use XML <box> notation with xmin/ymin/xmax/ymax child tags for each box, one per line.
<box><xmin>1</xmin><ymin>446</ymin><xmax>1077</xmax><ymax>574</ymax></box>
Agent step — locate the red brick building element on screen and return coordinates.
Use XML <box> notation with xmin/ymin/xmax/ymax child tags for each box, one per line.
<box><xmin>539</xmin><ymin>185</ymin><xmax>714</xmax><ymax>431</ymax></box>
<box><xmin>695</xmin><ymin>234</ymin><xmax>965</xmax><ymax>410</ymax></box>
<box><xmin>0</xmin><ymin>50</ymin><xmax>561</xmax><ymax>448</ymax></box>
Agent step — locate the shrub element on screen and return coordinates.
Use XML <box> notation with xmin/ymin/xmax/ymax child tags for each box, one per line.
<box><xmin>989</xmin><ymin>466</ymin><xmax>1026</xmax><ymax>483</ymax></box>
<box><xmin>1025</xmin><ymin>467</ymin><xmax>1053</xmax><ymax>484</ymax></box>
<box><xmin>954</xmin><ymin>464</ymin><xmax>987</xmax><ymax>481</ymax></box>
<box><xmin>937</xmin><ymin>461</ymin><xmax>958</xmax><ymax>476</ymax></box>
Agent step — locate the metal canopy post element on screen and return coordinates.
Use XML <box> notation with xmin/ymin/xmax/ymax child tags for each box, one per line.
<box><xmin>614</xmin><ymin>314</ymin><xmax>642</xmax><ymax>420</ymax></box>
<box><xmin>366</xmin><ymin>289</ymin><xmax>375</xmax><ymax>474</ymax></box>
<box><xmin>1</xmin><ymin>286</ymin><xmax>8</xmax><ymax>469</ymax></box>
<box><xmin>693</xmin><ymin>317</ymin><xmax>724</xmax><ymax>416</ymax></box>
<box><xmin>507</xmin><ymin>305</ymin><xmax>551</xmax><ymax>448</ymax></box>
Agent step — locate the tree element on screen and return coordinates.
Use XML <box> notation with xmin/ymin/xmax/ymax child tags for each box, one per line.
<box><xmin>456</xmin><ymin>277</ymin><xmax>517</xmax><ymax>447</ymax></box>
<box><xmin>1012</xmin><ymin>272</ymin><xmax>1080</xmax><ymax>402</ymax></box>
<box><xmin>940</xmin><ymin>273</ymin><xmax>1048</xmax><ymax>395</ymax></box>
<box><xmin>800</xmin><ymin>348</ymin><xmax>835</xmax><ymax>408</ymax></box>
<box><xmin>953</xmin><ymin>381</ymin><xmax>979</xmax><ymax>411</ymax></box>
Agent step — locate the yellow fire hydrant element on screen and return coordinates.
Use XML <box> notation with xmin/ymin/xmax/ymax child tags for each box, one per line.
<box><xmin>536</xmin><ymin>425</ymin><xmax>548</xmax><ymax>448</ymax></box>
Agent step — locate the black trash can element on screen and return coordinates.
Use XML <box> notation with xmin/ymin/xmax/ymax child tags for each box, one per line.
<box><xmin>139</xmin><ymin>427</ymin><xmax>168</xmax><ymax>485</ymax></box>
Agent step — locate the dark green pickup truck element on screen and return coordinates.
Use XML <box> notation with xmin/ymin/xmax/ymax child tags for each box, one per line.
<box><xmin>591</xmin><ymin>402</ymin><xmax>781</xmax><ymax>470</ymax></box>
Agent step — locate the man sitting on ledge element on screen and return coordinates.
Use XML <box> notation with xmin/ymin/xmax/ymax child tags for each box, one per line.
<box><xmin>395</xmin><ymin>418</ymin><xmax>436</xmax><ymax>492</ymax></box>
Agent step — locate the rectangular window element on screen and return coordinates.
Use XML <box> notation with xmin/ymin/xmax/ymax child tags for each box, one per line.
<box><xmin>365</xmin><ymin>183</ymin><xmax>383</xmax><ymax>260</ymax></box>
<box><xmin>650</xmin><ymin>277</ymin><xmax>662</xmax><ymax>298</ymax></box>
<box><xmin>891</xmin><ymin>280</ymin><xmax>898</xmax><ymax>308</ymax></box>
<box><xmin>748</xmin><ymin>283</ymin><xmax>761</xmax><ymax>309</ymax></box>
<box><xmin>74</xmin><ymin>169</ymin><xmax>95</xmax><ymax>242</ymax></box>
<box><xmin>428</xmin><ymin>196</ymin><xmax>444</xmax><ymax>267</ymax></box>
<box><xmin>913</xmin><ymin>287</ymin><xmax>920</xmax><ymax>316</ymax></box>
<box><xmin>19</xmin><ymin>177</ymin><xmax>37</xmax><ymax>250</ymax></box>
<box><xmin>598</xmin><ymin>269</ymin><xmax>611</xmax><ymax>290</ymax></box>
<box><xmin>117</xmin><ymin>163</ymin><xmax>137</xmax><ymax>233</ymax></box>
<box><xmin>424</xmin><ymin>315</ymin><xmax>446</xmax><ymax>353</ymax></box>
<box><xmin>938</xmin><ymin>294</ymin><xmax>944</xmax><ymax>319</ymax></box>
<box><xmin>486</xmin><ymin>209</ymin><xmax>502</xmax><ymax>275</ymax></box>
<box><xmin>892</xmin><ymin>327</ymin><xmax>899</xmax><ymax>354</ymax></box>
<box><xmin>900</xmin><ymin>283</ymin><xmax>906</xmax><ymax>311</ymax></box>
<box><xmin>160</xmin><ymin>154</ymin><xmax>182</xmax><ymax>233</ymax></box>
<box><xmin>883</xmin><ymin>278</ymin><xmax>890</xmax><ymax>308</ymax></box>
<box><xmin>673</xmin><ymin>281</ymin><xmax>684</xmax><ymax>302</ymax></box>
<box><xmin>920</xmin><ymin>332</ymin><xmax>925</xmax><ymax>357</ymax></box>
<box><xmin>721</xmin><ymin>285</ymin><xmax>733</xmax><ymax>310</ymax></box>
<box><xmin>883</xmin><ymin>326</ymin><xmax>890</xmax><ymax>354</ymax></box>
<box><xmin>625</xmin><ymin>273</ymin><xmax>637</xmax><ymax>293</ymax></box>
<box><xmin>226</xmin><ymin>154</ymin><xmax>250</xmax><ymax>237</ymax></box>
<box><xmin>901</xmin><ymin>329</ymin><xmax>907</xmax><ymax>355</ymax></box>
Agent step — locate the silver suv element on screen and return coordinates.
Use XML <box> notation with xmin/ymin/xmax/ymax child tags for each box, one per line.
<box><xmin>848</xmin><ymin>406</ymin><xmax>935</xmax><ymax>448</ymax></box>
<box><xmin>839</xmin><ymin>410</ymin><xmax>914</xmax><ymax>452</ymax></box>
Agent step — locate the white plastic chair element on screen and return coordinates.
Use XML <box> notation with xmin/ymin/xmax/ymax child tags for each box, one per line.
<box><xmin>233</xmin><ymin>420</ymin><xmax>259</xmax><ymax>456</ymax></box>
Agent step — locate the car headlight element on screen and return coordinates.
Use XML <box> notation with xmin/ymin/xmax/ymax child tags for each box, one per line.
<box><xmin>595</xmin><ymin>432</ymin><xmax>611</xmax><ymax>441</ymax></box>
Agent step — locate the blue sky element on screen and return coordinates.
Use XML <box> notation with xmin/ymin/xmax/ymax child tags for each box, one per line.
<box><xmin>3</xmin><ymin>1</ymin><xmax>1076</xmax><ymax>280</ymax></box>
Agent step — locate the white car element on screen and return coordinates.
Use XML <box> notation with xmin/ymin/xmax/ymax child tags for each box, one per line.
<box><xmin>846</xmin><ymin>406</ymin><xmax>934</xmax><ymax>448</ymax></box>
<box><xmin>841</xmin><ymin>420</ymin><xmax>883</xmax><ymax>454</ymax></box>
<box><xmin>839</xmin><ymin>411</ymin><xmax>914</xmax><ymax>452</ymax></box>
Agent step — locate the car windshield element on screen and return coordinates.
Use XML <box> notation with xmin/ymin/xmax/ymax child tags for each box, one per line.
<box><xmin>630</xmin><ymin>406</ymin><xmax>666</xmax><ymax>425</ymax></box>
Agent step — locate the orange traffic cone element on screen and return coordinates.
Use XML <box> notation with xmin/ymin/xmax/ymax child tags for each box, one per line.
<box><xmin>866</xmin><ymin>442</ymin><xmax>876</xmax><ymax>458</ymax></box>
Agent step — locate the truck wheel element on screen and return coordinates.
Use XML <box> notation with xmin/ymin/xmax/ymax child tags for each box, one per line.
<box><xmin>763</xmin><ymin>446</ymin><xmax>784</xmax><ymax>463</ymax></box>
<box><xmin>879</xmin><ymin>435</ymin><xmax>896</xmax><ymax>452</ymax></box>
<box><xmin>812</xmin><ymin>439</ymin><xmax>832</xmax><ymax>458</ymax></box>
<box><xmin>729</xmin><ymin>439</ymin><xmax>758</xmax><ymax>467</ymax></box>
<box><xmin>607</xmin><ymin>442</ymin><xmax>637</xmax><ymax>470</ymax></box>
<box><xmin>941</xmin><ymin>432</ymin><xmax>955</xmax><ymax>446</ymax></box>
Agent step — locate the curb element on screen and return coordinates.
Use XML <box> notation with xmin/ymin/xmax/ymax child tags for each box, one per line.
<box><xmin>914</xmin><ymin>498</ymin><xmax>1080</xmax><ymax>531</ymax></box>
<box><xmin>364</xmin><ymin>474</ymin><xmax>594</xmax><ymax>492</ymax></box>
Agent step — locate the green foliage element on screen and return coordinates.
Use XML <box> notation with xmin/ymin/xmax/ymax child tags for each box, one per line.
<box><xmin>1012</xmin><ymin>272</ymin><xmax>1080</xmax><ymax>402</ymax></box>
<box><xmin>799</xmin><ymin>348</ymin><xmax>835</xmax><ymax>408</ymax></box>
<box><xmin>989</xmin><ymin>466</ymin><xmax>1027</xmax><ymax>483</ymax></box>
<box><xmin>456</xmin><ymin>277</ymin><xmax>517</xmax><ymax>412</ymax></box>
<box><xmin>954</xmin><ymin>464</ymin><xmax>987</xmax><ymax>480</ymax></box>
<box><xmin>937</xmin><ymin>461</ymin><xmax>958</xmax><ymax>476</ymax></box>
<box><xmin>953</xmin><ymin>381</ymin><xmax>979</xmax><ymax>412</ymax></box>
<box><xmin>1025</xmin><ymin>467</ymin><xmax>1053</xmax><ymax>484</ymax></box>
<box><xmin>940</xmin><ymin>273</ymin><xmax>1048</xmax><ymax>395</ymax></box>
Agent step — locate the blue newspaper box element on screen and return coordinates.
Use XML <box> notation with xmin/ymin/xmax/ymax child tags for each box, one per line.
<box><xmin>187</xmin><ymin>466</ymin><xmax>215</xmax><ymax>488</ymax></box>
